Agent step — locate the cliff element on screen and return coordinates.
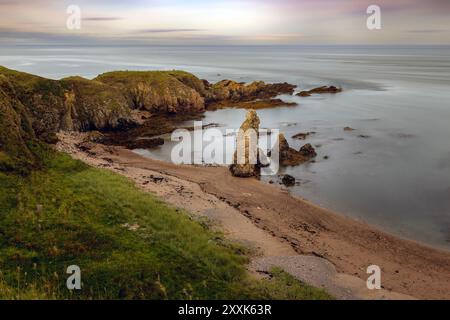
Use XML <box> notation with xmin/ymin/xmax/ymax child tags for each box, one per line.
<box><xmin>0</xmin><ymin>66</ymin><xmax>296</xmax><ymax>173</ymax></box>
<box><xmin>94</xmin><ymin>70</ymin><xmax>206</xmax><ymax>113</ymax></box>
<box><xmin>0</xmin><ymin>74</ymin><xmax>36</xmax><ymax>172</ymax></box>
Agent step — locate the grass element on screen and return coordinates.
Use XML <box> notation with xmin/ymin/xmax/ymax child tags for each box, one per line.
<box><xmin>0</xmin><ymin>151</ymin><xmax>333</xmax><ymax>300</ymax></box>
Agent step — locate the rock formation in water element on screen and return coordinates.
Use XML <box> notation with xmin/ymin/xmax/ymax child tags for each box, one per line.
<box><xmin>278</xmin><ymin>134</ymin><xmax>317</xmax><ymax>166</ymax></box>
<box><xmin>292</xmin><ymin>132</ymin><xmax>315</xmax><ymax>140</ymax></box>
<box><xmin>296</xmin><ymin>86</ymin><xmax>342</xmax><ymax>97</ymax></box>
<box><xmin>281</xmin><ymin>174</ymin><xmax>296</xmax><ymax>187</ymax></box>
<box><xmin>207</xmin><ymin>80</ymin><xmax>296</xmax><ymax>107</ymax></box>
<box><xmin>229</xmin><ymin>110</ymin><xmax>261</xmax><ymax>177</ymax></box>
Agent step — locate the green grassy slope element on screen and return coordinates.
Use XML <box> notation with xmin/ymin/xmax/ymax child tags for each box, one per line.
<box><xmin>0</xmin><ymin>151</ymin><xmax>332</xmax><ymax>300</ymax></box>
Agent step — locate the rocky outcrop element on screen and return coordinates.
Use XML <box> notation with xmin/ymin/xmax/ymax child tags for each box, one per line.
<box><xmin>207</xmin><ymin>80</ymin><xmax>296</xmax><ymax>108</ymax></box>
<box><xmin>95</xmin><ymin>71</ymin><xmax>206</xmax><ymax>114</ymax></box>
<box><xmin>279</xmin><ymin>134</ymin><xmax>317</xmax><ymax>166</ymax></box>
<box><xmin>229</xmin><ymin>110</ymin><xmax>261</xmax><ymax>177</ymax></box>
<box><xmin>297</xmin><ymin>86</ymin><xmax>342</xmax><ymax>97</ymax></box>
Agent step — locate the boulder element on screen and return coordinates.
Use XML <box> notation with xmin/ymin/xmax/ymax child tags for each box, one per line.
<box><xmin>299</xmin><ymin>143</ymin><xmax>317</xmax><ymax>157</ymax></box>
<box><xmin>281</xmin><ymin>174</ymin><xmax>296</xmax><ymax>187</ymax></box>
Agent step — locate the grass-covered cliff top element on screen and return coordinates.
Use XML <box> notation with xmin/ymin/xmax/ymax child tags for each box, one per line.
<box><xmin>0</xmin><ymin>151</ymin><xmax>333</xmax><ymax>300</ymax></box>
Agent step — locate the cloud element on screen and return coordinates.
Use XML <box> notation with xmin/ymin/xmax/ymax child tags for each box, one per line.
<box><xmin>406</xmin><ymin>29</ymin><xmax>447</xmax><ymax>33</ymax></box>
<box><xmin>82</xmin><ymin>17</ymin><xmax>123</xmax><ymax>21</ymax></box>
<box><xmin>137</xmin><ymin>28</ymin><xmax>205</xmax><ymax>33</ymax></box>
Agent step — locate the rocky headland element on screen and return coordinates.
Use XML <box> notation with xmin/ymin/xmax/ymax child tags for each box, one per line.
<box><xmin>0</xmin><ymin>66</ymin><xmax>297</xmax><ymax>172</ymax></box>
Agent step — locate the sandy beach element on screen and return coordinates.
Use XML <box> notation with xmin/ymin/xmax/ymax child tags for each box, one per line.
<box><xmin>56</xmin><ymin>132</ymin><xmax>450</xmax><ymax>300</ymax></box>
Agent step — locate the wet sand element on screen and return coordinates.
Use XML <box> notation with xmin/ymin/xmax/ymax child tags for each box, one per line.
<box><xmin>56</xmin><ymin>132</ymin><xmax>450</xmax><ymax>300</ymax></box>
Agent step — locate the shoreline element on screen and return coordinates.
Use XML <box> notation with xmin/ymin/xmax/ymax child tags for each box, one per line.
<box><xmin>56</xmin><ymin>132</ymin><xmax>450</xmax><ymax>300</ymax></box>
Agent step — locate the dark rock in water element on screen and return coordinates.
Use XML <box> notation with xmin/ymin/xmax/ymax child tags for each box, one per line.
<box><xmin>299</xmin><ymin>143</ymin><xmax>317</xmax><ymax>157</ymax></box>
<box><xmin>292</xmin><ymin>132</ymin><xmax>315</xmax><ymax>140</ymax></box>
<box><xmin>207</xmin><ymin>80</ymin><xmax>297</xmax><ymax>108</ymax></box>
<box><xmin>297</xmin><ymin>91</ymin><xmax>311</xmax><ymax>97</ymax></box>
<box><xmin>278</xmin><ymin>133</ymin><xmax>291</xmax><ymax>155</ymax></box>
<box><xmin>297</xmin><ymin>86</ymin><xmax>342</xmax><ymax>97</ymax></box>
<box><xmin>282</xmin><ymin>174</ymin><xmax>296</xmax><ymax>187</ymax></box>
<box><xmin>127</xmin><ymin>138</ymin><xmax>164</xmax><ymax>149</ymax></box>
<box><xmin>278</xmin><ymin>134</ymin><xmax>317</xmax><ymax>166</ymax></box>
<box><xmin>358</xmin><ymin>134</ymin><xmax>370</xmax><ymax>139</ymax></box>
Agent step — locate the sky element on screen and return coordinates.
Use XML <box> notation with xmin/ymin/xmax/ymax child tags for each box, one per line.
<box><xmin>1</xmin><ymin>0</ymin><xmax>450</xmax><ymax>45</ymax></box>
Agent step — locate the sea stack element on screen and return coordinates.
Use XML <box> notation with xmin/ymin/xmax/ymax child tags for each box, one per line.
<box><xmin>229</xmin><ymin>109</ymin><xmax>261</xmax><ymax>177</ymax></box>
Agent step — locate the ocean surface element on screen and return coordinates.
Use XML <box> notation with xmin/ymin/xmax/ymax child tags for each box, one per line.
<box><xmin>2</xmin><ymin>45</ymin><xmax>450</xmax><ymax>249</ymax></box>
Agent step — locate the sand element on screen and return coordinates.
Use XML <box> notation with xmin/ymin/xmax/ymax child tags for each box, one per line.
<box><xmin>56</xmin><ymin>132</ymin><xmax>450</xmax><ymax>300</ymax></box>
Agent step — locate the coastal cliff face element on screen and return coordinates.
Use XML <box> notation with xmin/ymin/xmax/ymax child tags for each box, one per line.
<box><xmin>0</xmin><ymin>67</ymin><xmax>132</xmax><ymax>138</ymax></box>
<box><xmin>0</xmin><ymin>75</ymin><xmax>36</xmax><ymax>171</ymax></box>
<box><xmin>0</xmin><ymin>66</ymin><xmax>296</xmax><ymax>172</ymax></box>
<box><xmin>94</xmin><ymin>71</ymin><xmax>206</xmax><ymax>114</ymax></box>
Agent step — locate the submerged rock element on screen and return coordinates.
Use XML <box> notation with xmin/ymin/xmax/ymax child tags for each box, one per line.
<box><xmin>292</xmin><ymin>132</ymin><xmax>315</xmax><ymax>140</ymax></box>
<box><xmin>297</xmin><ymin>86</ymin><xmax>342</xmax><ymax>97</ymax></box>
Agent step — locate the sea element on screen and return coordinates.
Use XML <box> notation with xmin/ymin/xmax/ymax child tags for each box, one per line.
<box><xmin>1</xmin><ymin>44</ymin><xmax>449</xmax><ymax>249</ymax></box>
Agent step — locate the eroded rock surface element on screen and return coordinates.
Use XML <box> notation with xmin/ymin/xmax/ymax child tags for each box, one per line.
<box><xmin>230</xmin><ymin>110</ymin><xmax>261</xmax><ymax>177</ymax></box>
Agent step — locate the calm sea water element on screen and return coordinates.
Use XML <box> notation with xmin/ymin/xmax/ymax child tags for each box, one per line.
<box><xmin>2</xmin><ymin>45</ymin><xmax>450</xmax><ymax>249</ymax></box>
